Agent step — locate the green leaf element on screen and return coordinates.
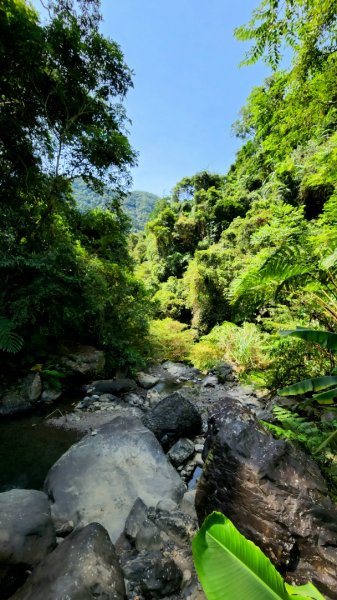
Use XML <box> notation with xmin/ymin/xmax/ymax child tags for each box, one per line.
<box><xmin>278</xmin><ymin>377</ymin><xmax>337</xmax><ymax>397</ymax></box>
<box><xmin>192</xmin><ymin>513</ymin><xmax>325</xmax><ymax>600</ymax></box>
<box><xmin>279</xmin><ymin>329</ymin><xmax>337</xmax><ymax>352</ymax></box>
<box><xmin>313</xmin><ymin>386</ymin><xmax>337</xmax><ymax>404</ymax></box>
<box><xmin>193</xmin><ymin>512</ymin><xmax>290</xmax><ymax>600</ymax></box>
<box><xmin>286</xmin><ymin>582</ymin><xmax>326</xmax><ymax>600</ymax></box>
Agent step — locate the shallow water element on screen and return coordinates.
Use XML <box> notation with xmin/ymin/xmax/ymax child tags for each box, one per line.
<box><xmin>0</xmin><ymin>401</ymin><xmax>82</xmax><ymax>492</ymax></box>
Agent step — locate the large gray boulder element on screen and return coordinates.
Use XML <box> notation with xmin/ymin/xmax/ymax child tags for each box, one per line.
<box><xmin>44</xmin><ymin>417</ymin><xmax>185</xmax><ymax>543</ymax></box>
<box><xmin>142</xmin><ymin>392</ymin><xmax>202</xmax><ymax>450</ymax></box>
<box><xmin>196</xmin><ymin>397</ymin><xmax>337</xmax><ymax>600</ymax></box>
<box><xmin>0</xmin><ymin>489</ymin><xmax>56</xmax><ymax>566</ymax></box>
<box><xmin>10</xmin><ymin>523</ymin><xmax>125</xmax><ymax>600</ymax></box>
<box><xmin>0</xmin><ymin>489</ymin><xmax>55</xmax><ymax>599</ymax></box>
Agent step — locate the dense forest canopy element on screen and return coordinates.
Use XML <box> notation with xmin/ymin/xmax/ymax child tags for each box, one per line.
<box><xmin>0</xmin><ymin>0</ymin><xmax>149</xmax><ymax>368</ymax></box>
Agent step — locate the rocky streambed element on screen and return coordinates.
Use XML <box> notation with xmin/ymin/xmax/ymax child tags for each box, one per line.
<box><xmin>1</xmin><ymin>361</ymin><xmax>337</xmax><ymax>600</ymax></box>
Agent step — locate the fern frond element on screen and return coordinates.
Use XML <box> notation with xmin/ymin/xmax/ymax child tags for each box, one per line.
<box><xmin>0</xmin><ymin>317</ymin><xmax>24</xmax><ymax>353</ymax></box>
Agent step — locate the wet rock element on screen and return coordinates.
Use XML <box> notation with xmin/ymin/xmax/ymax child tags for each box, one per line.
<box><xmin>0</xmin><ymin>387</ymin><xmax>31</xmax><ymax>416</ymax></box>
<box><xmin>44</xmin><ymin>417</ymin><xmax>185</xmax><ymax>543</ymax></box>
<box><xmin>58</xmin><ymin>343</ymin><xmax>105</xmax><ymax>378</ymax></box>
<box><xmin>213</xmin><ymin>362</ymin><xmax>235</xmax><ymax>382</ymax></box>
<box><xmin>142</xmin><ymin>392</ymin><xmax>202</xmax><ymax>451</ymax></box>
<box><xmin>10</xmin><ymin>523</ymin><xmax>125</xmax><ymax>600</ymax></box>
<box><xmin>168</xmin><ymin>438</ymin><xmax>195</xmax><ymax>467</ymax></box>
<box><xmin>123</xmin><ymin>551</ymin><xmax>183</xmax><ymax>599</ymax></box>
<box><xmin>196</xmin><ymin>396</ymin><xmax>337</xmax><ymax>600</ymax></box>
<box><xmin>87</xmin><ymin>378</ymin><xmax>137</xmax><ymax>395</ymax></box>
<box><xmin>136</xmin><ymin>372</ymin><xmax>159</xmax><ymax>390</ymax></box>
<box><xmin>0</xmin><ymin>489</ymin><xmax>56</xmax><ymax>599</ymax></box>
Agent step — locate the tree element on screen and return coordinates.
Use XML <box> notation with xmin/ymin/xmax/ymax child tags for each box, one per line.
<box><xmin>235</xmin><ymin>0</ymin><xmax>337</xmax><ymax>73</ymax></box>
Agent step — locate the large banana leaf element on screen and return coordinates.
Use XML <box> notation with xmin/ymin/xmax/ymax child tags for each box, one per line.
<box><xmin>278</xmin><ymin>376</ymin><xmax>337</xmax><ymax>397</ymax></box>
<box><xmin>192</xmin><ymin>512</ymin><xmax>325</xmax><ymax>600</ymax></box>
<box><xmin>279</xmin><ymin>329</ymin><xmax>337</xmax><ymax>351</ymax></box>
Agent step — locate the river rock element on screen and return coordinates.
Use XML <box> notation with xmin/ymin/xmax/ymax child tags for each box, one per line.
<box><xmin>24</xmin><ymin>373</ymin><xmax>42</xmax><ymax>402</ymax></box>
<box><xmin>58</xmin><ymin>343</ymin><xmax>105</xmax><ymax>377</ymax></box>
<box><xmin>136</xmin><ymin>372</ymin><xmax>159</xmax><ymax>389</ymax></box>
<box><xmin>142</xmin><ymin>392</ymin><xmax>202</xmax><ymax>450</ymax></box>
<box><xmin>0</xmin><ymin>489</ymin><xmax>56</xmax><ymax>599</ymax></box>
<box><xmin>195</xmin><ymin>396</ymin><xmax>337</xmax><ymax>600</ymax></box>
<box><xmin>168</xmin><ymin>438</ymin><xmax>195</xmax><ymax>466</ymax></box>
<box><xmin>44</xmin><ymin>417</ymin><xmax>185</xmax><ymax>543</ymax></box>
<box><xmin>87</xmin><ymin>378</ymin><xmax>137</xmax><ymax>395</ymax></box>
<box><xmin>10</xmin><ymin>523</ymin><xmax>125</xmax><ymax>600</ymax></box>
<box><xmin>123</xmin><ymin>551</ymin><xmax>183</xmax><ymax>599</ymax></box>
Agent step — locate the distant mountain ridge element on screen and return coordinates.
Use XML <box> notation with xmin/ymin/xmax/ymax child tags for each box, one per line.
<box><xmin>72</xmin><ymin>178</ymin><xmax>160</xmax><ymax>231</ymax></box>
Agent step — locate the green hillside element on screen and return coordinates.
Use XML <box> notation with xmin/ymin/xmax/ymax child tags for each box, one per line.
<box><xmin>72</xmin><ymin>179</ymin><xmax>159</xmax><ymax>232</ymax></box>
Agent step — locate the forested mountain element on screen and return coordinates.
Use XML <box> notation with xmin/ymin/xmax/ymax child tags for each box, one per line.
<box><xmin>72</xmin><ymin>178</ymin><xmax>160</xmax><ymax>231</ymax></box>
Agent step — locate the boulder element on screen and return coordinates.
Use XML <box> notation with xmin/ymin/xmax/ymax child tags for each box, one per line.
<box><xmin>87</xmin><ymin>378</ymin><xmax>137</xmax><ymax>395</ymax></box>
<box><xmin>10</xmin><ymin>523</ymin><xmax>125</xmax><ymax>600</ymax></box>
<box><xmin>136</xmin><ymin>372</ymin><xmax>159</xmax><ymax>389</ymax></box>
<box><xmin>123</xmin><ymin>551</ymin><xmax>182</xmax><ymax>599</ymax></box>
<box><xmin>0</xmin><ymin>489</ymin><xmax>56</xmax><ymax>599</ymax></box>
<box><xmin>0</xmin><ymin>489</ymin><xmax>55</xmax><ymax>566</ymax></box>
<box><xmin>24</xmin><ymin>373</ymin><xmax>42</xmax><ymax>402</ymax></box>
<box><xmin>168</xmin><ymin>438</ymin><xmax>195</xmax><ymax>467</ymax></box>
<box><xmin>44</xmin><ymin>417</ymin><xmax>185</xmax><ymax>543</ymax></box>
<box><xmin>58</xmin><ymin>343</ymin><xmax>105</xmax><ymax>377</ymax></box>
<box><xmin>142</xmin><ymin>392</ymin><xmax>202</xmax><ymax>451</ymax></box>
<box><xmin>196</xmin><ymin>396</ymin><xmax>337</xmax><ymax>600</ymax></box>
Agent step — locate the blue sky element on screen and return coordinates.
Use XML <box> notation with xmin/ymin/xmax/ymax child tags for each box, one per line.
<box><xmin>31</xmin><ymin>0</ymin><xmax>270</xmax><ymax>196</ymax></box>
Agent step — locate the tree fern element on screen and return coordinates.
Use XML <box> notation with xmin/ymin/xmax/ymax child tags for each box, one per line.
<box><xmin>0</xmin><ymin>317</ymin><xmax>24</xmax><ymax>353</ymax></box>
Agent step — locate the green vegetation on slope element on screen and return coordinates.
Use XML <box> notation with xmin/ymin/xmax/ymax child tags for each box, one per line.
<box><xmin>72</xmin><ymin>178</ymin><xmax>160</xmax><ymax>231</ymax></box>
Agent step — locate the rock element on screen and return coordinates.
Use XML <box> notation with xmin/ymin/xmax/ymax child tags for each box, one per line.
<box><xmin>135</xmin><ymin>519</ymin><xmax>163</xmax><ymax>552</ymax></box>
<box><xmin>136</xmin><ymin>372</ymin><xmax>160</xmax><ymax>389</ymax></box>
<box><xmin>10</xmin><ymin>523</ymin><xmax>125</xmax><ymax>600</ymax></box>
<box><xmin>124</xmin><ymin>393</ymin><xmax>144</xmax><ymax>407</ymax></box>
<box><xmin>213</xmin><ymin>362</ymin><xmax>235</xmax><ymax>382</ymax></box>
<box><xmin>0</xmin><ymin>489</ymin><xmax>56</xmax><ymax>566</ymax></box>
<box><xmin>196</xmin><ymin>396</ymin><xmax>337</xmax><ymax>600</ymax></box>
<box><xmin>24</xmin><ymin>373</ymin><xmax>42</xmax><ymax>402</ymax></box>
<box><xmin>123</xmin><ymin>551</ymin><xmax>183</xmax><ymax>599</ymax></box>
<box><xmin>168</xmin><ymin>438</ymin><xmax>195</xmax><ymax>467</ymax></box>
<box><xmin>58</xmin><ymin>343</ymin><xmax>105</xmax><ymax>378</ymax></box>
<box><xmin>40</xmin><ymin>389</ymin><xmax>62</xmax><ymax>404</ymax></box>
<box><xmin>156</xmin><ymin>498</ymin><xmax>178</xmax><ymax>513</ymax></box>
<box><xmin>88</xmin><ymin>378</ymin><xmax>137</xmax><ymax>395</ymax></box>
<box><xmin>202</xmin><ymin>375</ymin><xmax>218</xmax><ymax>388</ymax></box>
<box><xmin>153</xmin><ymin>510</ymin><xmax>196</xmax><ymax>547</ymax></box>
<box><xmin>44</xmin><ymin>417</ymin><xmax>185</xmax><ymax>543</ymax></box>
<box><xmin>161</xmin><ymin>361</ymin><xmax>200</xmax><ymax>380</ymax></box>
<box><xmin>179</xmin><ymin>490</ymin><xmax>197</xmax><ymax>519</ymax></box>
<box><xmin>0</xmin><ymin>489</ymin><xmax>56</xmax><ymax>599</ymax></box>
<box><xmin>0</xmin><ymin>388</ymin><xmax>31</xmax><ymax>416</ymax></box>
<box><xmin>142</xmin><ymin>392</ymin><xmax>202</xmax><ymax>450</ymax></box>
<box><xmin>124</xmin><ymin>498</ymin><xmax>148</xmax><ymax>541</ymax></box>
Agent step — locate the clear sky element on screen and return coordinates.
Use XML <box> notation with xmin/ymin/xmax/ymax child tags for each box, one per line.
<box><xmin>31</xmin><ymin>0</ymin><xmax>270</xmax><ymax>196</ymax></box>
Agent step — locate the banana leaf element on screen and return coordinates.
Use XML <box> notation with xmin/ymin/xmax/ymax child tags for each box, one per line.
<box><xmin>192</xmin><ymin>512</ymin><xmax>325</xmax><ymax>600</ymax></box>
<box><xmin>312</xmin><ymin>387</ymin><xmax>337</xmax><ymax>404</ymax></box>
<box><xmin>278</xmin><ymin>376</ymin><xmax>337</xmax><ymax>397</ymax></box>
<box><xmin>279</xmin><ymin>329</ymin><xmax>337</xmax><ymax>351</ymax></box>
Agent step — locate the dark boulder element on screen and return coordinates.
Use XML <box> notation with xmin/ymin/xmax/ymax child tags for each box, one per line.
<box><xmin>10</xmin><ymin>523</ymin><xmax>125</xmax><ymax>600</ymax></box>
<box><xmin>142</xmin><ymin>392</ymin><xmax>202</xmax><ymax>450</ymax></box>
<box><xmin>196</xmin><ymin>396</ymin><xmax>337</xmax><ymax>600</ymax></box>
<box><xmin>123</xmin><ymin>551</ymin><xmax>182</xmax><ymax>599</ymax></box>
<box><xmin>87</xmin><ymin>378</ymin><xmax>137</xmax><ymax>395</ymax></box>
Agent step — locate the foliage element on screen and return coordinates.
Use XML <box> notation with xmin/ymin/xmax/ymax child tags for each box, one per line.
<box><xmin>192</xmin><ymin>512</ymin><xmax>325</xmax><ymax>600</ymax></box>
<box><xmin>278</xmin><ymin>329</ymin><xmax>337</xmax><ymax>405</ymax></box>
<box><xmin>148</xmin><ymin>318</ymin><xmax>196</xmax><ymax>363</ymax></box>
<box><xmin>262</xmin><ymin>406</ymin><xmax>337</xmax><ymax>498</ymax></box>
<box><xmin>189</xmin><ymin>322</ymin><xmax>269</xmax><ymax>374</ymax></box>
<box><xmin>0</xmin><ymin>0</ymin><xmax>150</xmax><ymax>372</ymax></box>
